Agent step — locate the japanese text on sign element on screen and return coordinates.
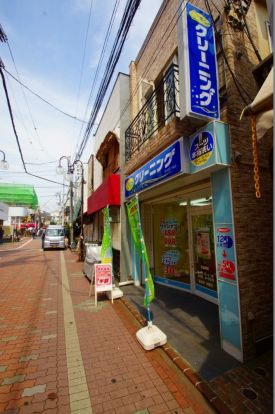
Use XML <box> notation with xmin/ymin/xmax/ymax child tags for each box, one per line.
<box><xmin>125</xmin><ymin>139</ymin><xmax>183</xmax><ymax>198</ymax></box>
<box><xmin>185</xmin><ymin>3</ymin><xmax>219</xmax><ymax>119</ymax></box>
<box><xmin>95</xmin><ymin>264</ymin><xmax>113</xmax><ymax>292</ymax></box>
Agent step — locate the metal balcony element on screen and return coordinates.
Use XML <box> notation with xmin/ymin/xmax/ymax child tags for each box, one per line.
<box><xmin>125</xmin><ymin>64</ymin><xmax>180</xmax><ymax>161</ymax></box>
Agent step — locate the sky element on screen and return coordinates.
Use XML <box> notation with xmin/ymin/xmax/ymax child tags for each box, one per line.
<box><xmin>0</xmin><ymin>0</ymin><xmax>163</xmax><ymax>213</ymax></box>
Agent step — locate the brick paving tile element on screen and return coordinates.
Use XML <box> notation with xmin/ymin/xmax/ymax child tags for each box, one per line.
<box><xmin>57</xmin><ymin>395</ymin><xmax>70</xmax><ymax>406</ymax></box>
<box><xmin>4</xmin><ymin>396</ymin><xmax>33</xmax><ymax>410</ymax></box>
<box><xmin>42</xmin><ymin>410</ymin><xmax>58</xmax><ymax>414</ymax></box>
<box><xmin>0</xmin><ymin>243</ymin><xmax>216</xmax><ymax>414</ymax></box>
<box><xmin>57</xmin><ymin>403</ymin><xmax>70</xmax><ymax>413</ymax></box>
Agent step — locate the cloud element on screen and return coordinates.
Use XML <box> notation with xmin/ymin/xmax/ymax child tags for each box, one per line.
<box><xmin>0</xmin><ymin>0</ymin><xmax>163</xmax><ymax>211</ymax></box>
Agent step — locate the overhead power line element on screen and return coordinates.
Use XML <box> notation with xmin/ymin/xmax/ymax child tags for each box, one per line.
<box><xmin>110</xmin><ymin>0</ymin><xmax>191</xmax><ymax>135</ymax></box>
<box><xmin>0</xmin><ymin>62</ymin><xmax>70</xmax><ymax>188</ymax></box>
<box><xmin>0</xmin><ymin>24</ymin><xmax>7</xmax><ymax>43</ymax></box>
<box><xmin>71</xmin><ymin>0</ymin><xmax>94</xmax><ymax>151</ymax></box>
<box><xmin>111</xmin><ymin>0</ymin><xmax>253</xmax><ymax>135</ymax></box>
<box><xmin>4</xmin><ymin>68</ymin><xmax>88</xmax><ymax>124</ymax></box>
<box><xmin>74</xmin><ymin>0</ymin><xmax>121</xmax><ymax>157</ymax></box>
<box><xmin>204</xmin><ymin>0</ymin><xmax>252</xmax><ymax>105</ymax></box>
<box><xmin>75</xmin><ymin>0</ymin><xmax>142</xmax><ymax>160</ymax></box>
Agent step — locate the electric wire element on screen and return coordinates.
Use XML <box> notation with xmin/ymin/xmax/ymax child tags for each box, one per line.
<box><xmin>0</xmin><ymin>64</ymin><xmax>70</xmax><ymax>188</ymax></box>
<box><xmin>75</xmin><ymin>0</ymin><xmax>142</xmax><ymax>160</ymax></box>
<box><xmin>6</xmin><ymin>42</ymin><xmax>47</xmax><ymax>155</ymax></box>
<box><xmin>4</xmin><ymin>68</ymin><xmax>88</xmax><ymax>123</ymax></box>
<box><xmin>1</xmin><ymin>73</ymin><xmax>38</xmax><ymax>150</ymax></box>
<box><xmin>110</xmin><ymin>0</ymin><xmax>191</xmax><ymax>135</ymax></box>
<box><xmin>25</xmin><ymin>160</ymin><xmax>60</xmax><ymax>165</ymax></box>
<box><xmin>110</xmin><ymin>0</ymin><xmax>253</xmax><ymax>142</ymax></box>
<box><xmin>0</xmin><ymin>24</ymin><xmax>8</xmax><ymax>43</ymax></box>
<box><xmin>205</xmin><ymin>0</ymin><xmax>252</xmax><ymax>104</ymax></box>
<box><xmin>238</xmin><ymin>0</ymin><xmax>262</xmax><ymax>62</ymax></box>
<box><xmin>71</xmin><ymin>0</ymin><xmax>94</xmax><ymax>155</ymax></box>
<box><xmin>73</xmin><ymin>0</ymin><xmax>121</xmax><ymax>158</ymax></box>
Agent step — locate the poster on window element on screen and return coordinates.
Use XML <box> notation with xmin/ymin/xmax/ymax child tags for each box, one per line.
<box><xmin>192</xmin><ymin>217</ymin><xmax>217</xmax><ymax>296</ymax></box>
<box><xmin>153</xmin><ymin>204</ymin><xmax>190</xmax><ymax>287</ymax></box>
<box><xmin>195</xmin><ymin>229</ymin><xmax>211</xmax><ymax>259</ymax></box>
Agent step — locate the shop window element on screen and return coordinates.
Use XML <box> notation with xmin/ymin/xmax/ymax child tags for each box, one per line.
<box><xmin>152</xmin><ymin>202</ymin><xmax>190</xmax><ymax>287</ymax></box>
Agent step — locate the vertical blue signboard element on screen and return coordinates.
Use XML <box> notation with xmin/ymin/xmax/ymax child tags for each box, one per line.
<box><xmin>183</xmin><ymin>2</ymin><xmax>220</xmax><ymax>120</ymax></box>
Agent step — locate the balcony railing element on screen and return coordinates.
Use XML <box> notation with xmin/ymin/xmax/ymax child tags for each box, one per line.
<box><xmin>125</xmin><ymin>64</ymin><xmax>180</xmax><ymax>161</ymax></box>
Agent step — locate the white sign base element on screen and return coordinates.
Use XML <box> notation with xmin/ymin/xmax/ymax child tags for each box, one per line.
<box><xmin>136</xmin><ymin>323</ymin><xmax>167</xmax><ymax>351</ymax></box>
<box><xmin>106</xmin><ymin>286</ymin><xmax>123</xmax><ymax>300</ymax></box>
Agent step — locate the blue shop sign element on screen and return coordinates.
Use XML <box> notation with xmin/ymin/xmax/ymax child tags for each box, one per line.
<box><xmin>184</xmin><ymin>2</ymin><xmax>219</xmax><ymax>120</ymax></box>
<box><xmin>125</xmin><ymin>138</ymin><xmax>184</xmax><ymax>198</ymax></box>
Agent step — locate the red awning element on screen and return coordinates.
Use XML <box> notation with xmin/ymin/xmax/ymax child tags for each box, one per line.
<box><xmin>87</xmin><ymin>174</ymin><xmax>120</xmax><ymax>215</ymax></box>
<box><xmin>20</xmin><ymin>223</ymin><xmax>38</xmax><ymax>229</ymax></box>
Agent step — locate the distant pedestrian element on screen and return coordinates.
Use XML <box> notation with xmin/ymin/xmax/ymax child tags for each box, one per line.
<box><xmin>0</xmin><ymin>226</ymin><xmax>3</xmax><ymax>244</ymax></box>
<box><xmin>41</xmin><ymin>228</ymin><xmax>46</xmax><ymax>249</ymax></box>
<box><xmin>31</xmin><ymin>228</ymin><xmax>36</xmax><ymax>239</ymax></box>
<box><xmin>13</xmin><ymin>228</ymin><xmax>19</xmax><ymax>242</ymax></box>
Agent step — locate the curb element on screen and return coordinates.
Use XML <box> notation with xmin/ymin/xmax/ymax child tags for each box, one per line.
<box><xmin>120</xmin><ymin>296</ymin><xmax>233</xmax><ymax>414</ymax></box>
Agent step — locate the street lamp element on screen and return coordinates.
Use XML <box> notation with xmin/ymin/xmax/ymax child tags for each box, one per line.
<box><xmin>56</xmin><ymin>156</ymin><xmax>85</xmax><ymax>257</ymax></box>
<box><xmin>0</xmin><ymin>150</ymin><xmax>9</xmax><ymax>170</ymax></box>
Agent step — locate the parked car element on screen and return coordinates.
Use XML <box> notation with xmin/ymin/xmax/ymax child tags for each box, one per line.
<box><xmin>43</xmin><ymin>225</ymin><xmax>65</xmax><ymax>250</ymax></box>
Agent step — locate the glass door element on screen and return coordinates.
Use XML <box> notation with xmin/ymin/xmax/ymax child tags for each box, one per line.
<box><xmin>152</xmin><ymin>202</ymin><xmax>190</xmax><ymax>290</ymax></box>
<box><xmin>190</xmin><ymin>206</ymin><xmax>217</xmax><ymax>302</ymax></box>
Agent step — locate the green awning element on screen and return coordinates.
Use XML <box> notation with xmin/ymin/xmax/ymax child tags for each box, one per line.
<box><xmin>0</xmin><ymin>184</ymin><xmax>38</xmax><ymax>209</ymax></box>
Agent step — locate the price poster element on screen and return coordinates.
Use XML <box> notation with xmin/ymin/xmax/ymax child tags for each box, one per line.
<box><xmin>95</xmin><ymin>264</ymin><xmax>113</xmax><ymax>292</ymax></box>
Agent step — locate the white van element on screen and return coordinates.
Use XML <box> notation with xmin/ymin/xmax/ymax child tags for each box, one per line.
<box><xmin>43</xmin><ymin>225</ymin><xmax>66</xmax><ymax>250</ymax></box>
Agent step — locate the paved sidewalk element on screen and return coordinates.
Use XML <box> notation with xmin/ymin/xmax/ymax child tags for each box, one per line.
<box><xmin>0</xmin><ymin>241</ymin><xmax>215</xmax><ymax>414</ymax></box>
<box><xmin>122</xmin><ymin>286</ymin><xmax>273</xmax><ymax>414</ymax></box>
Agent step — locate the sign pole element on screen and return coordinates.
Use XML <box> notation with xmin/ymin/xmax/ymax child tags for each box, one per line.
<box><xmin>126</xmin><ymin>195</ymin><xmax>167</xmax><ymax>350</ymax></box>
<box><xmin>101</xmin><ymin>206</ymin><xmax>123</xmax><ymax>300</ymax></box>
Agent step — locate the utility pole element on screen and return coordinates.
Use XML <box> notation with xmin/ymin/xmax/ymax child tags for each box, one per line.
<box><xmin>56</xmin><ymin>156</ymin><xmax>84</xmax><ymax>253</ymax></box>
<box><xmin>61</xmin><ymin>180</ymin><xmax>65</xmax><ymax>226</ymax></box>
<box><xmin>69</xmin><ymin>178</ymin><xmax>75</xmax><ymax>249</ymax></box>
<box><xmin>79</xmin><ymin>167</ymin><xmax>85</xmax><ymax>261</ymax></box>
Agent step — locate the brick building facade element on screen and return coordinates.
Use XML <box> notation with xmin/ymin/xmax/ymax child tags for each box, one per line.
<box><xmin>122</xmin><ymin>0</ymin><xmax>273</xmax><ymax>361</ymax></box>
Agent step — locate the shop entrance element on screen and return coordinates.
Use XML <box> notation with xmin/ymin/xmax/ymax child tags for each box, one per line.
<box><xmin>150</xmin><ymin>188</ymin><xmax>217</xmax><ymax>304</ymax></box>
<box><xmin>190</xmin><ymin>206</ymin><xmax>217</xmax><ymax>303</ymax></box>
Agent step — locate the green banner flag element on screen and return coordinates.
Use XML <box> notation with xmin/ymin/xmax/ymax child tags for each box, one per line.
<box><xmin>126</xmin><ymin>196</ymin><xmax>154</xmax><ymax>305</ymax></box>
<box><xmin>101</xmin><ymin>206</ymin><xmax>113</xmax><ymax>265</ymax></box>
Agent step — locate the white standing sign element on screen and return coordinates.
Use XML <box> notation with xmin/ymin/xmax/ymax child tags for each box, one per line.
<box><xmin>94</xmin><ymin>263</ymin><xmax>113</xmax><ymax>306</ymax></box>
